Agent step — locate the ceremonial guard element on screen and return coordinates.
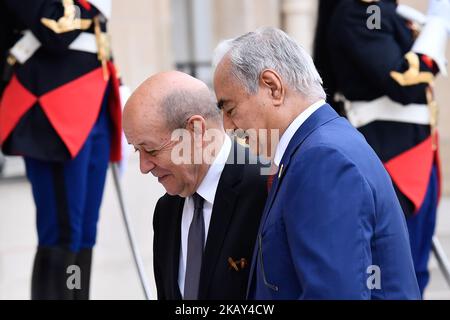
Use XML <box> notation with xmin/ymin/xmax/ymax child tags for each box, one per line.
<box><xmin>314</xmin><ymin>0</ymin><xmax>450</xmax><ymax>294</ymax></box>
<box><xmin>0</xmin><ymin>0</ymin><xmax>122</xmax><ymax>299</ymax></box>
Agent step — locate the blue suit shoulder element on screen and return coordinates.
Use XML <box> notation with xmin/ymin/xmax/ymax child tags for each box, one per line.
<box><xmin>296</xmin><ymin>116</ymin><xmax>383</xmax><ymax>172</ymax></box>
<box><xmin>279</xmin><ymin>114</ymin><xmax>421</xmax><ymax>299</ymax></box>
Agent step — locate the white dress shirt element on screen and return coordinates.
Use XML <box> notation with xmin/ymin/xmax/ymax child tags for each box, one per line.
<box><xmin>178</xmin><ymin>135</ymin><xmax>232</xmax><ymax>297</ymax></box>
<box><xmin>273</xmin><ymin>100</ymin><xmax>326</xmax><ymax>167</ymax></box>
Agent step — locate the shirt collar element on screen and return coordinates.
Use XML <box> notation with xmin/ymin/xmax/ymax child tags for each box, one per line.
<box><xmin>196</xmin><ymin>134</ymin><xmax>232</xmax><ymax>204</ymax></box>
<box><xmin>273</xmin><ymin>99</ymin><xmax>325</xmax><ymax>166</ymax></box>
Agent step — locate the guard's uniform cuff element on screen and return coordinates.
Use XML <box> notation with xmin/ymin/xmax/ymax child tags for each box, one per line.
<box><xmin>412</xmin><ymin>17</ymin><xmax>448</xmax><ymax>76</ymax></box>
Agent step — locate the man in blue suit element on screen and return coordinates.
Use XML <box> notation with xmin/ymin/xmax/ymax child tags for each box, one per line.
<box><xmin>213</xmin><ymin>27</ymin><xmax>421</xmax><ymax>299</ymax></box>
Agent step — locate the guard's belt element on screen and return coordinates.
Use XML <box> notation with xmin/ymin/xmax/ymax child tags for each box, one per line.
<box><xmin>345</xmin><ymin>96</ymin><xmax>430</xmax><ymax>128</ymax></box>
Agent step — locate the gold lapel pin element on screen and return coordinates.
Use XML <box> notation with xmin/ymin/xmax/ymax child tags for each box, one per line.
<box><xmin>278</xmin><ymin>164</ymin><xmax>284</xmax><ymax>179</ymax></box>
<box><xmin>228</xmin><ymin>257</ymin><xmax>239</xmax><ymax>271</ymax></box>
<box><xmin>228</xmin><ymin>257</ymin><xmax>248</xmax><ymax>271</ymax></box>
<box><xmin>239</xmin><ymin>258</ymin><xmax>248</xmax><ymax>269</ymax></box>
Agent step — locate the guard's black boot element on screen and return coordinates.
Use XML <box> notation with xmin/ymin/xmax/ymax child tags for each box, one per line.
<box><xmin>31</xmin><ymin>246</ymin><xmax>77</xmax><ymax>300</ymax></box>
<box><xmin>74</xmin><ymin>248</ymin><xmax>93</xmax><ymax>300</ymax></box>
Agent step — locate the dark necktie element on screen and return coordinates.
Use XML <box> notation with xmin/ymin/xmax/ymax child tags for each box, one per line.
<box><xmin>184</xmin><ymin>193</ymin><xmax>205</xmax><ymax>300</ymax></box>
<box><xmin>267</xmin><ymin>173</ymin><xmax>276</xmax><ymax>192</ymax></box>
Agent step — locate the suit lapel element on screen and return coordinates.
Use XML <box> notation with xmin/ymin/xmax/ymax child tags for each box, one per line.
<box><xmin>198</xmin><ymin>142</ymin><xmax>244</xmax><ymax>299</ymax></box>
<box><xmin>261</xmin><ymin>104</ymin><xmax>339</xmax><ymax>229</ymax></box>
<box><xmin>170</xmin><ymin>197</ymin><xmax>184</xmax><ymax>300</ymax></box>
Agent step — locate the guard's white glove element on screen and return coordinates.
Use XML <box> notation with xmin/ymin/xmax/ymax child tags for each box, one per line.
<box><xmin>397</xmin><ymin>1</ymin><xmax>450</xmax><ymax>35</ymax></box>
<box><xmin>431</xmin><ymin>0</ymin><xmax>450</xmax><ymax>38</ymax></box>
<box><xmin>412</xmin><ymin>0</ymin><xmax>450</xmax><ymax>76</ymax></box>
<box><xmin>427</xmin><ymin>0</ymin><xmax>450</xmax><ymax>33</ymax></box>
<box><xmin>428</xmin><ymin>0</ymin><xmax>450</xmax><ymax>53</ymax></box>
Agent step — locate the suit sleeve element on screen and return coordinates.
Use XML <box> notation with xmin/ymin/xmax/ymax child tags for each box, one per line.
<box><xmin>332</xmin><ymin>2</ymin><xmax>436</xmax><ymax>105</ymax></box>
<box><xmin>152</xmin><ymin>198</ymin><xmax>166</xmax><ymax>300</ymax></box>
<box><xmin>4</xmin><ymin>0</ymin><xmax>99</xmax><ymax>52</ymax></box>
<box><xmin>282</xmin><ymin>146</ymin><xmax>375</xmax><ymax>299</ymax></box>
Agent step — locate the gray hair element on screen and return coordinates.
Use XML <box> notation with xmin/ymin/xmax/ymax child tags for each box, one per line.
<box><xmin>161</xmin><ymin>89</ymin><xmax>222</xmax><ymax>130</ymax></box>
<box><xmin>213</xmin><ymin>27</ymin><xmax>326</xmax><ymax>101</ymax></box>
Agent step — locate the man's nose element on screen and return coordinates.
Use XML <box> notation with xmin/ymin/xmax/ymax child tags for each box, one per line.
<box><xmin>223</xmin><ymin>113</ymin><xmax>238</xmax><ymax>131</ymax></box>
<box><xmin>139</xmin><ymin>152</ymin><xmax>156</xmax><ymax>174</ymax></box>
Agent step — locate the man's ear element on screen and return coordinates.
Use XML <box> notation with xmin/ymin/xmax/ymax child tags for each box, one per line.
<box><xmin>260</xmin><ymin>69</ymin><xmax>284</xmax><ymax>107</ymax></box>
<box><xmin>186</xmin><ymin>115</ymin><xmax>206</xmax><ymax>147</ymax></box>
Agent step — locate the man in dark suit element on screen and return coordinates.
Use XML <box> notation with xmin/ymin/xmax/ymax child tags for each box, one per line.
<box><xmin>213</xmin><ymin>27</ymin><xmax>421</xmax><ymax>299</ymax></box>
<box><xmin>123</xmin><ymin>71</ymin><xmax>267</xmax><ymax>300</ymax></box>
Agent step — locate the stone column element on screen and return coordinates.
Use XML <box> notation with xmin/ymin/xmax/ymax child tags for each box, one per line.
<box><xmin>281</xmin><ymin>0</ymin><xmax>318</xmax><ymax>54</ymax></box>
<box><xmin>110</xmin><ymin>0</ymin><xmax>173</xmax><ymax>90</ymax></box>
<box><xmin>212</xmin><ymin>0</ymin><xmax>281</xmax><ymax>44</ymax></box>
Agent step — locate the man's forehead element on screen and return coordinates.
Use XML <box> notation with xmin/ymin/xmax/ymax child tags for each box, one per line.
<box><xmin>214</xmin><ymin>72</ymin><xmax>235</xmax><ymax>98</ymax></box>
<box><xmin>124</xmin><ymin>92</ymin><xmax>158</xmax><ymax>124</ymax></box>
<box><xmin>214</xmin><ymin>68</ymin><xmax>244</xmax><ymax>97</ymax></box>
<box><xmin>125</xmin><ymin>110</ymin><xmax>166</xmax><ymax>143</ymax></box>
<box><xmin>214</xmin><ymin>55</ymin><xmax>232</xmax><ymax>79</ymax></box>
<box><xmin>129</xmin><ymin>128</ymin><xmax>168</xmax><ymax>148</ymax></box>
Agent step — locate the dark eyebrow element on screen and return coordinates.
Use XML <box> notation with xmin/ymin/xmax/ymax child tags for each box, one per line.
<box><xmin>217</xmin><ymin>100</ymin><xmax>224</xmax><ymax>110</ymax></box>
<box><xmin>217</xmin><ymin>99</ymin><xmax>229</xmax><ymax>110</ymax></box>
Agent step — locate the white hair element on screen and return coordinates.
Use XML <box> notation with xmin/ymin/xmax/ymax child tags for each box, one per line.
<box><xmin>161</xmin><ymin>89</ymin><xmax>222</xmax><ymax>130</ymax></box>
<box><xmin>212</xmin><ymin>38</ymin><xmax>234</xmax><ymax>72</ymax></box>
<box><xmin>213</xmin><ymin>27</ymin><xmax>326</xmax><ymax>101</ymax></box>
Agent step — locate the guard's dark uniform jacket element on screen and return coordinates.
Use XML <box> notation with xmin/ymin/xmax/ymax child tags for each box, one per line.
<box><xmin>327</xmin><ymin>0</ymin><xmax>441</xmax><ymax>217</ymax></box>
<box><xmin>0</xmin><ymin>0</ymin><xmax>122</xmax><ymax>163</ymax></box>
<box><xmin>321</xmin><ymin>0</ymin><xmax>447</xmax><ymax>294</ymax></box>
<box><xmin>0</xmin><ymin>0</ymin><xmax>123</xmax><ymax>300</ymax></box>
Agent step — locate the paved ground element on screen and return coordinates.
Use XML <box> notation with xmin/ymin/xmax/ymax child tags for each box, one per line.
<box><xmin>0</xmin><ymin>153</ymin><xmax>449</xmax><ymax>300</ymax></box>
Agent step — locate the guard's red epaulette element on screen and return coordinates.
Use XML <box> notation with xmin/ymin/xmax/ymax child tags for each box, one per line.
<box><xmin>421</xmin><ymin>54</ymin><xmax>439</xmax><ymax>74</ymax></box>
<box><xmin>77</xmin><ymin>0</ymin><xmax>92</xmax><ymax>11</ymax></box>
